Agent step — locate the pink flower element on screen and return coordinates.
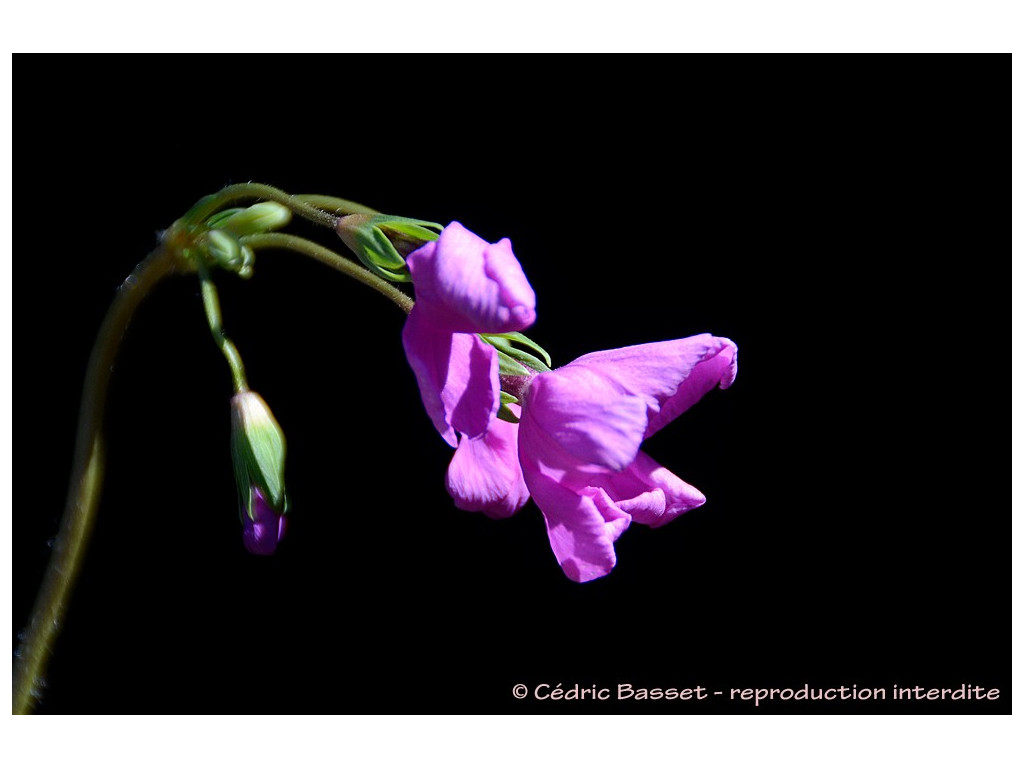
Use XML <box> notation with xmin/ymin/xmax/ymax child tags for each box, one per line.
<box><xmin>516</xmin><ymin>335</ymin><xmax>738</xmax><ymax>582</ymax></box>
<box><xmin>401</xmin><ymin>221</ymin><xmax>536</xmax><ymax>448</ymax></box>
<box><xmin>399</xmin><ymin>221</ymin><xmax>737</xmax><ymax>582</ymax></box>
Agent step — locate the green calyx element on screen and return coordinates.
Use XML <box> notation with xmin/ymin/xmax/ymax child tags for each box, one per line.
<box><xmin>481</xmin><ymin>333</ymin><xmax>553</xmax><ymax>424</ymax></box>
<box><xmin>481</xmin><ymin>332</ymin><xmax>552</xmax><ymax>376</ymax></box>
<box><xmin>230</xmin><ymin>391</ymin><xmax>287</xmax><ymax>516</ymax></box>
<box><xmin>336</xmin><ymin>214</ymin><xmax>442</xmax><ymax>283</ymax></box>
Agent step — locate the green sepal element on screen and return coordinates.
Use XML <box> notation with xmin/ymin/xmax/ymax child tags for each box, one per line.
<box><xmin>496</xmin><ymin>391</ymin><xmax>521</xmax><ymax>424</ymax></box>
<box><xmin>242</xmin><ymin>418</ymin><xmax>286</xmax><ymax>509</ymax></box>
<box><xmin>376</xmin><ymin>217</ymin><xmax>443</xmax><ymax>244</ymax></box>
<box><xmin>230</xmin><ymin>392</ymin><xmax>287</xmax><ymax>513</ymax></box>
<box><xmin>358</xmin><ymin>226</ymin><xmax>409</xmax><ymax>270</ymax></box>
<box><xmin>205</xmin><ymin>208</ymin><xmax>247</xmax><ymax>228</ymax></box>
<box><xmin>337</xmin><ymin>214</ymin><xmax>442</xmax><ymax>283</ymax></box>
<box><xmin>494</xmin><ymin>347</ymin><xmax>531</xmax><ymax>377</ymax></box>
<box><xmin>481</xmin><ymin>332</ymin><xmax>552</xmax><ymax>373</ymax></box>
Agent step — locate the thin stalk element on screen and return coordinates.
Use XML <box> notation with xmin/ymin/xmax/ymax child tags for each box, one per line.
<box><xmin>198</xmin><ymin>262</ymin><xmax>249</xmax><ymax>392</ymax></box>
<box><xmin>13</xmin><ymin>242</ymin><xmax>181</xmax><ymax>714</ymax></box>
<box><xmin>241</xmin><ymin>232</ymin><xmax>414</xmax><ymax>315</ymax></box>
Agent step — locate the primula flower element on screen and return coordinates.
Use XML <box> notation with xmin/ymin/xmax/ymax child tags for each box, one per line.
<box><xmin>401</xmin><ymin>222</ymin><xmax>536</xmax><ymax>447</ymax></box>
<box><xmin>516</xmin><ymin>335</ymin><xmax>738</xmax><ymax>582</ymax></box>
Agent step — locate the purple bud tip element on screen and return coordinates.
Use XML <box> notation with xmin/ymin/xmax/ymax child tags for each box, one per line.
<box><xmin>242</xmin><ymin>487</ymin><xmax>286</xmax><ymax>555</ymax></box>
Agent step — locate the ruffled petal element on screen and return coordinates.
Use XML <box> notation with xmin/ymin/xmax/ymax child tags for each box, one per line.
<box><xmin>521</xmin><ymin>366</ymin><xmax>648</xmax><ymax>472</ymax></box>
<box><xmin>406</xmin><ymin>222</ymin><xmax>536</xmax><ymax>333</ymax></box>
<box><xmin>599</xmin><ymin>450</ymin><xmax>706</xmax><ymax>527</ymax></box>
<box><xmin>563</xmin><ymin>334</ymin><xmax>737</xmax><ymax>438</ymax></box>
<box><xmin>402</xmin><ymin>309</ymin><xmax>499</xmax><ymax>446</ymax></box>
<box><xmin>446</xmin><ymin>410</ymin><xmax>530</xmax><ymax>519</ymax></box>
<box><xmin>519</xmin><ymin>448</ymin><xmax>631</xmax><ymax>582</ymax></box>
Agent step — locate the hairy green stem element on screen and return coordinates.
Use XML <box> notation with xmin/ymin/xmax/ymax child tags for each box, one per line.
<box><xmin>13</xmin><ymin>242</ymin><xmax>182</xmax><ymax>714</ymax></box>
<box><xmin>292</xmin><ymin>194</ymin><xmax>381</xmax><ymax>216</ymax></box>
<box><xmin>241</xmin><ymin>232</ymin><xmax>414</xmax><ymax>315</ymax></box>
<box><xmin>185</xmin><ymin>182</ymin><xmax>339</xmax><ymax>229</ymax></box>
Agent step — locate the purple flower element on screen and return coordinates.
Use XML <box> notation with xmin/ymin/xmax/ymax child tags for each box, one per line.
<box><xmin>516</xmin><ymin>335</ymin><xmax>738</xmax><ymax>582</ymax></box>
<box><xmin>402</xmin><ymin>222</ymin><xmax>536</xmax><ymax>447</ymax></box>
<box><xmin>399</xmin><ymin>220</ymin><xmax>736</xmax><ymax>582</ymax></box>
<box><xmin>241</xmin><ymin>486</ymin><xmax>287</xmax><ymax>555</ymax></box>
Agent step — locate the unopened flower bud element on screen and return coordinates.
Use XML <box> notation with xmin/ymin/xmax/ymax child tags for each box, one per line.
<box><xmin>200</xmin><ymin>229</ymin><xmax>245</xmax><ymax>272</ymax></box>
<box><xmin>336</xmin><ymin>214</ymin><xmax>442</xmax><ymax>282</ymax></box>
<box><xmin>230</xmin><ymin>391</ymin><xmax>288</xmax><ymax>555</ymax></box>
<box><xmin>215</xmin><ymin>201</ymin><xmax>292</xmax><ymax>237</ymax></box>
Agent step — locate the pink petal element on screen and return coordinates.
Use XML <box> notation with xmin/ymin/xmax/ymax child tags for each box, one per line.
<box><xmin>402</xmin><ymin>309</ymin><xmax>499</xmax><ymax>446</ymax></box>
<box><xmin>599</xmin><ymin>450</ymin><xmax>706</xmax><ymax>527</ymax></box>
<box><xmin>242</xmin><ymin>487</ymin><xmax>285</xmax><ymax>555</ymax></box>
<box><xmin>406</xmin><ymin>222</ymin><xmax>536</xmax><ymax>333</ymax></box>
<box><xmin>564</xmin><ymin>334</ymin><xmax>737</xmax><ymax>438</ymax></box>
<box><xmin>519</xmin><ymin>450</ymin><xmax>630</xmax><ymax>582</ymax></box>
<box><xmin>520</xmin><ymin>366</ymin><xmax>649</xmax><ymax>472</ymax></box>
<box><xmin>446</xmin><ymin>410</ymin><xmax>530</xmax><ymax>519</ymax></box>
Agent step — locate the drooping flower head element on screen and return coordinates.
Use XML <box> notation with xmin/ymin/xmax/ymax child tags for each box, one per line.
<box><xmin>397</xmin><ymin>220</ymin><xmax>737</xmax><ymax>583</ymax></box>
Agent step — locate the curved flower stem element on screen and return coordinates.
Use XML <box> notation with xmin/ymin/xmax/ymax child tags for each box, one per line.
<box><xmin>241</xmin><ymin>232</ymin><xmax>414</xmax><ymax>315</ymax></box>
<box><xmin>197</xmin><ymin>262</ymin><xmax>249</xmax><ymax>392</ymax></box>
<box><xmin>13</xmin><ymin>242</ymin><xmax>182</xmax><ymax>714</ymax></box>
<box><xmin>292</xmin><ymin>194</ymin><xmax>381</xmax><ymax>216</ymax></box>
<box><xmin>184</xmin><ymin>182</ymin><xmax>340</xmax><ymax>229</ymax></box>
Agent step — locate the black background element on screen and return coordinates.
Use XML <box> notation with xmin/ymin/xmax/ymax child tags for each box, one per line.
<box><xmin>14</xmin><ymin>55</ymin><xmax>1009</xmax><ymax>713</ymax></box>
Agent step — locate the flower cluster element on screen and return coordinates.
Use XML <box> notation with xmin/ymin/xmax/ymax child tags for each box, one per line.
<box><xmin>400</xmin><ymin>223</ymin><xmax>737</xmax><ymax>582</ymax></box>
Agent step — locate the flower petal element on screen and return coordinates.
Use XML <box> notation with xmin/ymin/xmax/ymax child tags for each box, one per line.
<box><xmin>406</xmin><ymin>222</ymin><xmax>536</xmax><ymax>333</ymax></box>
<box><xmin>242</xmin><ymin>487</ymin><xmax>285</xmax><ymax>555</ymax></box>
<box><xmin>521</xmin><ymin>366</ymin><xmax>649</xmax><ymax>472</ymax></box>
<box><xmin>519</xmin><ymin>450</ymin><xmax>630</xmax><ymax>582</ymax></box>
<box><xmin>599</xmin><ymin>450</ymin><xmax>706</xmax><ymax>527</ymax></box>
<box><xmin>402</xmin><ymin>309</ymin><xmax>499</xmax><ymax>446</ymax></box>
<box><xmin>564</xmin><ymin>334</ymin><xmax>737</xmax><ymax>438</ymax></box>
<box><xmin>446</xmin><ymin>411</ymin><xmax>530</xmax><ymax>519</ymax></box>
